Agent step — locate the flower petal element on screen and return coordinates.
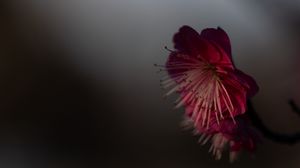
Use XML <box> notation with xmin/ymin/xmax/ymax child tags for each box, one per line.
<box><xmin>173</xmin><ymin>26</ymin><xmax>234</xmax><ymax>68</ymax></box>
<box><xmin>173</xmin><ymin>25</ymin><xmax>203</xmax><ymax>56</ymax></box>
<box><xmin>200</xmin><ymin>27</ymin><xmax>232</xmax><ymax>59</ymax></box>
<box><xmin>235</xmin><ymin>70</ymin><xmax>259</xmax><ymax>98</ymax></box>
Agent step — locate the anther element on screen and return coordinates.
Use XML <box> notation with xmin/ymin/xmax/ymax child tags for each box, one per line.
<box><xmin>164</xmin><ymin>46</ymin><xmax>174</xmax><ymax>52</ymax></box>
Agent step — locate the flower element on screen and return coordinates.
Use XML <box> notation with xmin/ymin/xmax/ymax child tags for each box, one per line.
<box><xmin>156</xmin><ymin>25</ymin><xmax>259</xmax><ymax>161</ymax></box>
<box><xmin>158</xmin><ymin>25</ymin><xmax>258</xmax><ymax>128</ymax></box>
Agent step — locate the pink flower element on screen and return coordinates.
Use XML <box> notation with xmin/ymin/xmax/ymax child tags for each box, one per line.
<box><xmin>159</xmin><ymin>25</ymin><xmax>258</xmax><ymax>128</ymax></box>
<box><xmin>157</xmin><ymin>25</ymin><xmax>260</xmax><ymax>161</ymax></box>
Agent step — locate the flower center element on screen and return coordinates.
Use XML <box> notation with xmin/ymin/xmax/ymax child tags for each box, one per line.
<box><xmin>157</xmin><ymin>54</ymin><xmax>236</xmax><ymax>129</ymax></box>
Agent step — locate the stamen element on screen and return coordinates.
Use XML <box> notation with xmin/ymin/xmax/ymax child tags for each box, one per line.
<box><xmin>153</xmin><ymin>63</ymin><xmax>164</xmax><ymax>67</ymax></box>
<box><xmin>213</xmin><ymin>81</ymin><xmax>220</xmax><ymax>125</ymax></box>
<box><xmin>158</xmin><ymin>52</ymin><xmax>239</xmax><ymax>129</ymax></box>
<box><xmin>160</xmin><ymin>81</ymin><xmax>176</xmax><ymax>89</ymax></box>
<box><xmin>164</xmin><ymin>46</ymin><xmax>174</xmax><ymax>52</ymax></box>
<box><xmin>206</xmin><ymin>76</ymin><xmax>217</xmax><ymax>128</ymax></box>
<box><xmin>215</xmin><ymin>81</ymin><xmax>224</xmax><ymax>119</ymax></box>
<box><xmin>174</xmin><ymin>91</ymin><xmax>193</xmax><ymax>109</ymax></box>
<box><xmin>201</xmin><ymin>85</ymin><xmax>211</xmax><ymax>127</ymax></box>
<box><xmin>201</xmin><ymin>134</ymin><xmax>212</xmax><ymax>145</ymax></box>
<box><xmin>218</xmin><ymin>82</ymin><xmax>236</xmax><ymax>124</ymax></box>
<box><xmin>165</xmin><ymin>84</ymin><xmax>182</xmax><ymax>96</ymax></box>
<box><xmin>198</xmin><ymin>134</ymin><xmax>206</xmax><ymax>143</ymax></box>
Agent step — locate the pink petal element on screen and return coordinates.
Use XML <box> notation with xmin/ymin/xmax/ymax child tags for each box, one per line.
<box><xmin>203</xmin><ymin>39</ymin><xmax>234</xmax><ymax>68</ymax></box>
<box><xmin>173</xmin><ymin>25</ymin><xmax>203</xmax><ymax>56</ymax></box>
<box><xmin>235</xmin><ymin>70</ymin><xmax>259</xmax><ymax>98</ymax></box>
<box><xmin>200</xmin><ymin>27</ymin><xmax>232</xmax><ymax>59</ymax></box>
<box><xmin>221</xmin><ymin>72</ymin><xmax>248</xmax><ymax>116</ymax></box>
<box><xmin>173</xmin><ymin>26</ymin><xmax>234</xmax><ymax>68</ymax></box>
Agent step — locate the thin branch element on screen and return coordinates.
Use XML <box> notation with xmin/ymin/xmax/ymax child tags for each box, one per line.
<box><xmin>247</xmin><ymin>100</ymin><xmax>300</xmax><ymax>145</ymax></box>
<box><xmin>288</xmin><ymin>99</ymin><xmax>300</xmax><ymax>116</ymax></box>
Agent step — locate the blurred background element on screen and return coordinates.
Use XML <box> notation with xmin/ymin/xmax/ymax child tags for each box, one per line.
<box><xmin>1</xmin><ymin>0</ymin><xmax>300</xmax><ymax>167</ymax></box>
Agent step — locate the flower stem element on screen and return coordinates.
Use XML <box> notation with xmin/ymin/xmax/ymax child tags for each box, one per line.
<box><xmin>247</xmin><ymin>100</ymin><xmax>300</xmax><ymax>145</ymax></box>
<box><xmin>288</xmin><ymin>99</ymin><xmax>300</xmax><ymax>116</ymax></box>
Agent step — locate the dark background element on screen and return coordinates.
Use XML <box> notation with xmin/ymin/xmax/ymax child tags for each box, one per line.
<box><xmin>1</xmin><ymin>0</ymin><xmax>300</xmax><ymax>167</ymax></box>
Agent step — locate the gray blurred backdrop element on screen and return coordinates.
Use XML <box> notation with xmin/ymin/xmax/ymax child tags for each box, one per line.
<box><xmin>1</xmin><ymin>0</ymin><xmax>300</xmax><ymax>167</ymax></box>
